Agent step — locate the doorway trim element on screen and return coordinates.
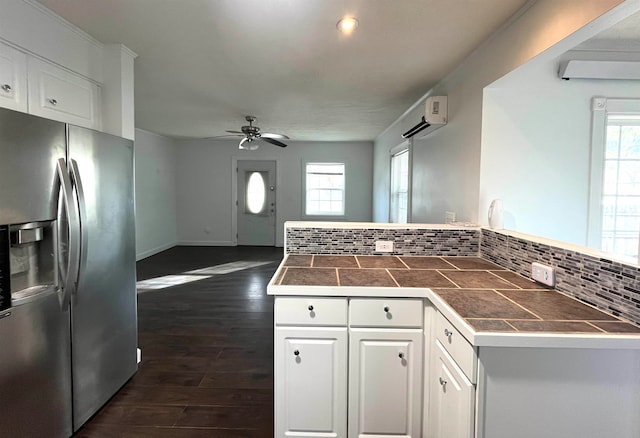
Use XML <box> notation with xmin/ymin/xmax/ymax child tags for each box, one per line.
<box><xmin>231</xmin><ymin>156</ymin><xmax>280</xmax><ymax>246</ymax></box>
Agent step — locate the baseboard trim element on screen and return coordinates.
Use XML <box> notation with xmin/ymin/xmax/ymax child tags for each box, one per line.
<box><xmin>136</xmin><ymin>242</ymin><xmax>177</xmax><ymax>261</ymax></box>
<box><xmin>177</xmin><ymin>240</ymin><xmax>236</xmax><ymax>247</ymax></box>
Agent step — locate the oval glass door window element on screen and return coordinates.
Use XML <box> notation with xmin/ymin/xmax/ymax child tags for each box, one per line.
<box><xmin>246</xmin><ymin>171</ymin><xmax>267</xmax><ymax>214</ymax></box>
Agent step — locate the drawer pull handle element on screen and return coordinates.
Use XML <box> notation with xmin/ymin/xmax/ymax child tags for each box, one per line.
<box><xmin>383</xmin><ymin>306</ymin><xmax>390</xmax><ymax>313</ymax></box>
<box><xmin>444</xmin><ymin>328</ymin><xmax>453</xmax><ymax>340</ymax></box>
<box><xmin>308</xmin><ymin>305</ymin><xmax>314</xmax><ymax>311</ymax></box>
<box><xmin>293</xmin><ymin>350</ymin><xmax>300</xmax><ymax>356</ymax></box>
<box><xmin>49</xmin><ymin>98</ymin><xmax>58</xmax><ymax>106</ymax></box>
<box><xmin>398</xmin><ymin>352</ymin><xmax>405</xmax><ymax>359</ymax></box>
<box><xmin>1</xmin><ymin>84</ymin><xmax>11</xmax><ymax>92</ymax></box>
<box><xmin>439</xmin><ymin>377</ymin><xmax>447</xmax><ymax>388</ymax></box>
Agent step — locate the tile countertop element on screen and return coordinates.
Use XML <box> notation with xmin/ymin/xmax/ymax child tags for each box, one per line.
<box><xmin>267</xmin><ymin>255</ymin><xmax>640</xmax><ymax>349</ymax></box>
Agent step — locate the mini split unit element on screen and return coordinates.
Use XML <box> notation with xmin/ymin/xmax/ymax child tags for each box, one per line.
<box><xmin>401</xmin><ymin>96</ymin><xmax>448</xmax><ymax>139</ymax></box>
<box><xmin>559</xmin><ymin>60</ymin><xmax>640</xmax><ymax>80</ymax></box>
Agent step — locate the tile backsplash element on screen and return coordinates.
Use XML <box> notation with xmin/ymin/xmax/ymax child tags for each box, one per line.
<box><xmin>481</xmin><ymin>229</ymin><xmax>640</xmax><ymax>326</ymax></box>
<box><xmin>284</xmin><ymin>223</ymin><xmax>640</xmax><ymax>326</ymax></box>
<box><xmin>285</xmin><ymin>226</ymin><xmax>479</xmax><ymax>256</ymax></box>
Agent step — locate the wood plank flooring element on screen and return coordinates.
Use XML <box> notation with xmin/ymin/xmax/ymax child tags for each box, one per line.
<box><xmin>74</xmin><ymin>246</ymin><xmax>283</xmax><ymax>437</ymax></box>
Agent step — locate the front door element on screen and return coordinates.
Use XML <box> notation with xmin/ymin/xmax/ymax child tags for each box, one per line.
<box><xmin>237</xmin><ymin>160</ymin><xmax>276</xmax><ymax>246</ymax></box>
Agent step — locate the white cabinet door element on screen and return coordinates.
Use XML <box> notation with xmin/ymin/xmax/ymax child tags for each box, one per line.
<box><xmin>430</xmin><ymin>340</ymin><xmax>474</xmax><ymax>438</ymax></box>
<box><xmin>27</xmin><ymin>57</ymin><xmax>100</xmax><ymax>129</ymax></box>
<box><xmin>0</xmin><ymin>42</ymin><xmax>28</xmax><ymax>112</ymax></box>
<box><xmin>275</xmin><ymin>327</ymin><xmax>347</xmax><ymax>438</ymax></box>
<box><xmin>349</xmin><ymin>329</ymin><xmax>423</xmax><ymax>438</ymax></box>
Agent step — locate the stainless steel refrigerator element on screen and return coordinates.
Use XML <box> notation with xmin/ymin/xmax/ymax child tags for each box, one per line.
<box><xmin>0</xmin><ymin>107</ymin><xmax>138</xmax><ymax>437</ymax></box>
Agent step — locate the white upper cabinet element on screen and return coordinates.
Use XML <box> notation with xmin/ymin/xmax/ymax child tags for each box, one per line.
<box><xmin>27</xmin><ymin>56</ymin><xmax>100</xmax><ymax>129</ymax></box>
<box><xmin>0</xmin><ymin>41</ymin><xmax>27</xmax><ymax>112</ymax></box>
<box><xmin>0</xmin><ymin>0</ymin><xmax>135</xmax><ymax>137</ymax></box>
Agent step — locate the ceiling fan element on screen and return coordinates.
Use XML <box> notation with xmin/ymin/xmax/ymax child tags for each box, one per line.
<box><xmin>216</xmin><ymin>115</ymin><xmax>289</xmax><ymax>150</ymax></box>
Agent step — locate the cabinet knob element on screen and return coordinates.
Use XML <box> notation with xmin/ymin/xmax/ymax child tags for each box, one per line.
<box><xmin>1</xmin><ymin>84</ymin><xmax>11</xmax><ymax>92</ymax></box>
<box><xmin>49</xmin><ymin>98</ymin><xmax>58</xmax><ymax>106</ymax></box>
<box><xmin>384</xmin><ymin>306</ymin><xmax>390</xmax><ymax>313</ymax></box>
<box><xmin>439</xmin><ymin>377</ymin><xmax>447</xmax><ymax>388</ymax></box>
<box><xmin>444</xmin><ymin>328</ymin><xmax>453</xmax><ymax>340</ymax></box>
<box><xmin>293</xmin><ymin>350</ymin><xmax>300</xmax><ymax>356</ymax></box>
<box><xmin>398</xmin><ymin>352</ymin><xmax>405</xmax><ymax>359</ymax></box>
<box><xmin>308</xmin><ymin>305</ymin><xmax>314</xmax><ymax>311</ymax></box>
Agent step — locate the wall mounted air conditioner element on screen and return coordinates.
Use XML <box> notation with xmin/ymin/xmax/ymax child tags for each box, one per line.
<box><xmin>401</xmin><ymin>96</ymin><xmax>448</xmax><ymax>139</ymax></box>
<box><xmin>559</xmin><ymin>60</ymin><xmax>640</xmax><ymax>80</ymax></box>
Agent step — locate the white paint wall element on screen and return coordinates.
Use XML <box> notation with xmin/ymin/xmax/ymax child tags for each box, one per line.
<box><xmin>373</xmin><ymin>0</ymin><xmax>633</xmax><ymax>226</ymax></box>
<box><xmin>480</xmin><ymin>51</ymin><xmax>640</xmax><ymax>246</ymax></box>
<box><xmin>175</xmin><ymin>139</ymin><xmax>373</xmax><ymax>247</ymax></box>
<box><xmin>135</xmin><ymin>129</ymin><xmax>178</xmax><ymax>259</ymax></box>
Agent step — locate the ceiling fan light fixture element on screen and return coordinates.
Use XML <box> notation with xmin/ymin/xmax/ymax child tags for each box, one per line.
<box><xmin>239</xmin><ymin>137</ymin><xmax>259</xmax><ymax>151</ymax></box>
<box><xmin>337</xmin><ymin>16</ymin><xmax>358</xmax><ymax>34</ymax></box>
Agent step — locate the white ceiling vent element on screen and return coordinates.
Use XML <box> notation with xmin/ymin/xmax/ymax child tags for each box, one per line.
<box><xmin>559</xmin><ymin>60</ymin><xmax>640</xmax><ymax>80</ymax></box>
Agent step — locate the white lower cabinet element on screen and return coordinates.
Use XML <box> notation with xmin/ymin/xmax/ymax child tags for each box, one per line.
<box><xmin>275</xmin><ymin>327</ymin><xmax>347</xmax><ymax>438</ymax></box>
<box><xmin>349</xmin><ymin>329</ymin><xmax>423</xmax><ymax>438</ymax></box>
<box><xmin>274</xmin><ymin>297</ymin><xmax>424</xmax><ymax>438</ymax></box>
<box><xmin>429</xmin><ymin>340</ymin><xmax>474</xmax><ymax>438</ymax></box>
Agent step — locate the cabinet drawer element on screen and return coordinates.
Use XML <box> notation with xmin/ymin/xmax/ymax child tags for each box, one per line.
<box><xmin>27</xmin><ymin>57</ymin><xmax>100</xmax><ymax>129</ymax></box>
<box><xmin>435</xmin><ymin>312</ymin><xmax>476</xmax><ymax>383</ymax></box>
<box><xmin>275</xmin><ymin>297</ymin><xmax>347</xmax><ymax>326</ymax></box>
<box><xmin>349</xmin><ymin>299</ymin><xmax>423</xmax><ymax>328</ymax></box>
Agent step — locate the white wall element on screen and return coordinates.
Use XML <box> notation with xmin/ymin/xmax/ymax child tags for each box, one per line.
<box><xmin>175</xmin><ymin>139</ymin><xmax>373</xmax><ymax>247</ymax></box>
<box><xmin>135</xmin><ymin>129</ymin><xmax>178</xmax><ymax>259</ymax></box>
<box><xmin>373</xmin><ymin>0</ymin><xmax>634</xmax><ymax>225</ymax></box>
<box><xmin>480</xmin><ymin>51</ymin><xmax>640</xmax><ymax>246</ymax></box>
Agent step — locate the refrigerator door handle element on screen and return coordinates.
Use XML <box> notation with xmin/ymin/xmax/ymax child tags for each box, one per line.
<box><xmin>69</xmin><ymin>159</ymin><xmax>87</xmax><ymax>299</ymax></box>
<box><xmin>56</xmin><ymin>158</ymin><xmax>81</xmax><ymax>308</ymax></box>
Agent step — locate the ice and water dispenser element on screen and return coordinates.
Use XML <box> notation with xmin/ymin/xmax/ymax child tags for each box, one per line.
<box><xmin>0</xmin><ymin>221</ymin><xmax>57</xmax><ymax>311</ymax></box>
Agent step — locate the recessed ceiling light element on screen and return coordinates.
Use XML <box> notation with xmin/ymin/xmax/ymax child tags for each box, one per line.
<box><xmin>337</xmin><ymin>16</ymin><xmax>359</xmax><ymax>35</ymax></box>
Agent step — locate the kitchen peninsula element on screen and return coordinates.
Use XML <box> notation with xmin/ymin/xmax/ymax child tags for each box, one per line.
<box><xmin>268</xmin><ymin>222</ymin><xmax>640</xmax><ymax>438</ymax></box>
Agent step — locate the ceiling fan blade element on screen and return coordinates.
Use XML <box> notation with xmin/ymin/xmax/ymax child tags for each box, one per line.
<box><xmin>261</xmin><ymin>137</ymin><xmax>288</xmax><ymax>148</ymax></box>
<box><xmin>226</xmin><ymin>130</ymin><xmax>244</xmax><ymax>134</ymax></box>
<box><xmin>261</xmin><ymin>132</ymin><xmax>290</xmax><ymax>140</ymax></box>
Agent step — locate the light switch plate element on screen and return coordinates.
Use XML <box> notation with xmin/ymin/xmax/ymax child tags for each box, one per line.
<box><xmin>375</xmin><ymin>241</ymin><xmax>394</xmax><ymax>252</ymax></box>
<box><xmin>531</xmin><ymin>262</ymin><xmax>555</xmax><ymax>287</ymax></box>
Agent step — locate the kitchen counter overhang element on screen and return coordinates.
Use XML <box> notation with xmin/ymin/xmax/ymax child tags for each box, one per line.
<box><xmin>268</xmin><ymin>255</ymin><xmax>640</xmax><ymax>350</ymax></box>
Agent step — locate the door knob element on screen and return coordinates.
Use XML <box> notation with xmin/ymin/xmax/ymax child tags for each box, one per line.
<box><xmin>1</xmin><ymin>84</ymin><xmax>11</xmax><ymax>92</ymax></box>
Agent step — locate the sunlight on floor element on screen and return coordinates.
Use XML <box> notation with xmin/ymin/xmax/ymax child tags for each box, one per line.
<box><xmin>136</xmin><ymin>260</ymin><xmax>274</xmax><ymax>293</ymax></box>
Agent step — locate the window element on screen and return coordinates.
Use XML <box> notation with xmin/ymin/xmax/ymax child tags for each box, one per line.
<box><xmin>601</xmin><ymin>115</ymin><xmax>640</xmax><ymax>259</ymax></box>
<box><xmin>589</xmin><ymin>98</ymin><xmax>640</xmax><ymax>262</ymax></box>
<box><xmin>390</xmin><ymin>148</ymin><xmax>409</xmax><ymax>223</ymax></box>
<box><xmin>305</xmin><ymin>163</ymin><xmax>345</xmax><ymax>216</ymax></box>
<box><xmin>246</xmin><ymin>171</ymin><xmax>267</xmax><ymax>214</ymax></box>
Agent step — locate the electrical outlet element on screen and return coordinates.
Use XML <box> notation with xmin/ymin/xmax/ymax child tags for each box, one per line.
<box><xmin>531</xmin><ymin>262</ymin><xmax>555</xmax><ymax>287</ymax></box>
<box><xmin>375</xmin><ymin>241</ymin><xmax>394</xmax><ymax>252</ymax></box>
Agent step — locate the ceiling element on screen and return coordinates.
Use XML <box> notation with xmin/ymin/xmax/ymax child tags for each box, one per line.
<box><xmin>574</xmin><ymin>8</ymin><xmax>640</xmax><ymax>52</ymax></box>
<box><xmin>36</xmin><ymin>0</ymin><xmax>530</xmax><ymax>141</ymax></box>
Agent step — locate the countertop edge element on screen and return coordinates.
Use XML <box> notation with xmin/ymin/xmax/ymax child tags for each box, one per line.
<box><xmin>267</xmin><ymin>283</ymin><xmax>640</xmax><ymax>349</ymax></box>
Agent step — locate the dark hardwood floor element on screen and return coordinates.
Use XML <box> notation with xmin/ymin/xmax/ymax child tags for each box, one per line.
<box><xmin>75</xmin><ymin>246</ymin><xmax>283</xmax><ymax>437</ymax></box>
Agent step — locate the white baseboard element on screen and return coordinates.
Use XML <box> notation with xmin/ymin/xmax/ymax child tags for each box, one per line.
<box><xmin>177</xmin><ymin>240</ymin><xmax>236</xmax><ymax>247</ymax></box>
<box><xmin>136</xmin><ymin>242</ymin><xmax>177</xmax><ymax>261</ymax></box>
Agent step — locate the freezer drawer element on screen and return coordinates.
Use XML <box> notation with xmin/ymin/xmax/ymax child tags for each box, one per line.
<box><xmin>0</xmin><ymin>287</ymin><xmax>72</xmax><ymax>438</ymax></box>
